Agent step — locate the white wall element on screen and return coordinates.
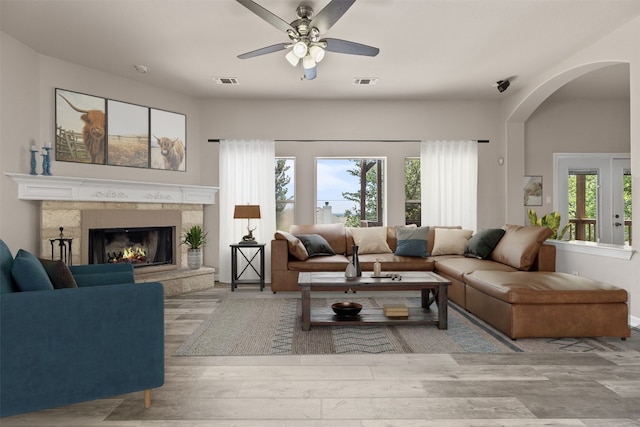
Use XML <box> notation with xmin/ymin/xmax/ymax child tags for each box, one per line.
<box><xmin>525</xmin><ymin>97</ymin><xmax>630</xmax><ymax>217</ymax></box>
<box><xmin>502</xmin><ymin>16</ymin><xmax>640</xmax><ymax>321</ymax></box>
<box><xmin>1</xmin><ymin>32</ymin><xmax>205</xmax><ymax>254</ymax></box>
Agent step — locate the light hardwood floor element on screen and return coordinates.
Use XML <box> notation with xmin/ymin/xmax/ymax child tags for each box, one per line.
<box><xmin>3</xmin><ymin>284</ymin><xmax>640</xmax><ymax>426</ymax></box>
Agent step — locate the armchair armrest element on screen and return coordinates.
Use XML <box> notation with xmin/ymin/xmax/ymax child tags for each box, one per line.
<box><xmin>69</xmin><ymin>262</ymin><xmax>135</xmax><ymax>286</ymax></box>
<box><xmin>271</xmin><ymin>239</ymin><xmax>290</xmax><ymax>272</ymax></box>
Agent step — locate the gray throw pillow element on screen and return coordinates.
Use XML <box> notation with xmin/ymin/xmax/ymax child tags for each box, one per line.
<box><xmin>296</xmin><ymin>234</ymin><xmax>336</xmax><ymax>257</ymax></box>
<box><xmin>395</xmin><ymin>226</ymin><xmax>429</xmax><ymax>257</ymax></box>
<box><xmin>465</xmin><ymin>228</ymin><xmax>506</xmax><ymax>259</ymax></box>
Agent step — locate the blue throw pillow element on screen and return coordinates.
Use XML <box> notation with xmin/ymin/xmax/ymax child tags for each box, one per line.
<box><xmin>465</xmin><ymin>228</ymin><xmax>506</xmax><ymax>259</ymax></box>
<box><xmin>296</xmin><ymin>234</ymin><xmax>336</xmax><ymax>257</ymax></box>
<box><xmin>395</xmin><ymin>226</ymin><xmax>429</xmax><ymax>257</ymax></box>
<box><xmin>10</xmin><ymin>249</ymin><xmax>54</xmax><ymax>292</ymax></box>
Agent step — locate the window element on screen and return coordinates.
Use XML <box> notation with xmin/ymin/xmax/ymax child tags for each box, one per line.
<box><xmin>316</xmin><ymin>158</ymin><xmax>385</xmax><ymax>226</ymax></box>
<box><xmin>275</xmin><ymin>158</ymin><xmax>295</xmax><ymax>231</ymax></box>
<box><xmin>405</xmin><ymin>158</ymin><xmax>421</xmax><ymax>226</ymax></box>
<box><xmin>555</xmin><ymin>154</ymin><xmax>631</xmax><ymax>245</ymax></box>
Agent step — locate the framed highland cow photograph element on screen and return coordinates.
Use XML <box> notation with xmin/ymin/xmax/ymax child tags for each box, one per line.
<box><xmin>150</xmin><ymin>108</ymin><xmax>186</xmax><ymax>172</ymax></box>
<box><xmin>55</xmin><ymin>88</ymin><xmax>107</xmax><ymax>164</ymax></box>
<box><xmin>107</xmin><ymin>100</ymin><xmax>150</xmax><ymax>168</ymax></box>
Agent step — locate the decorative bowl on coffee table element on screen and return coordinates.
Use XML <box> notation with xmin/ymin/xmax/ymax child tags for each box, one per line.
<box><xmin>331</xmin><ymin>301</ymin><xmax>363</xmax><ymax>317</ymax></box>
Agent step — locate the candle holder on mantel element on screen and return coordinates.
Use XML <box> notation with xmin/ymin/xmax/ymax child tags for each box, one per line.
<box><xmin>29</xmin><ymin>145</ymin><xmax>38</xmax><ymax>175</ymax></box>
<box><xmin>50</xmin><ymin>227</ymin><xmax>73</xmax><ymax>265</ymax></box>
<box><xmin>42</xmin><ymin>145</ymin><xmax>52</xmax><ymax>176</ymax></box>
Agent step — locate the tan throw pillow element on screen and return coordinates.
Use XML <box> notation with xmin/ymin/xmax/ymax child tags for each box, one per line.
<box><xmin>431</xmin><ymin>228</ymin><xmax>473</xmax><ymax>255</ymax></box>
<box><xmin>489</xmin><ymin>224</ymin><xmax>553</xmax><ymax>270</ymax></box>
<box><xmin>348</xmin><ymin>227</ymin><xmax>392</xmax><ymax>254</ymax></box>
<box><xmin>274</xmin><ymin>230</ymin><xmax>308</xmax><ymax>260</ymax></box>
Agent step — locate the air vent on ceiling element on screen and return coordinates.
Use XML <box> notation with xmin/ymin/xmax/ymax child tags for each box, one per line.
<box><xmin>353</xmin><ymin>77</ymin><xmax>378</xmax><ymax>85</ymax></box>
<box><xmin>213</xmin><ymin>77</ymin><xmax>239</xmax><ymax>85</ymax></box>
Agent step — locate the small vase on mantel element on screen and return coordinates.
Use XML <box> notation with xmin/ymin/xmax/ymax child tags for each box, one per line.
<box><xmin>352</xmin><ymin>245</ymin><xmax>361</xmax><ymax>277</ymax></box>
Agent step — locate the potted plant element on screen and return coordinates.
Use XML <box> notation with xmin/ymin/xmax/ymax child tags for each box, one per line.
<box><xmin>182</xmin><ymin>225</ymin><xmax>208</xmax><ymax>269</ymax></box>
<box><xmin>527</xmin><ymin>209</ymin><xmax>570</xmax><ymax>240</ymax></box>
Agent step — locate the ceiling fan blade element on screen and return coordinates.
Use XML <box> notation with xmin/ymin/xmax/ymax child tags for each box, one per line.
<box><xmin>238</xmin><ymin>43</ymin><xmax>289</xmax><ymax>59</ymax></box>
<box><xmin>322</xmin><ymin>38</ymin><xmax>380</xmax><ymax>56</ymax></box>
<box><xmin>310</xmin><ymin>0</ymin><xmax>356</xmax><ymax>34</ymax></box>
<box><xmin>236</xmin><ymin>0</ymin><xmax>295</xmax><ymax>33</ymax></box>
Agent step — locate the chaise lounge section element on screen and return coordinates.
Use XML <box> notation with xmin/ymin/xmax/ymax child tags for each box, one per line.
<box><xmin>271</xmin><ymin>223</ymin><xmax>630</xmax><ymax>339</ymax></box>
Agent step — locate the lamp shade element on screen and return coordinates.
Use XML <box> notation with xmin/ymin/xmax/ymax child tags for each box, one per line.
<box><xmin>233</xmin><ymin>205</ymin><xmax>261</xmax><ymax>219</ymax></box>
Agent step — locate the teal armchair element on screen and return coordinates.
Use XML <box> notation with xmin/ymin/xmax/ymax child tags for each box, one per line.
<box><xmin>0</xmin><ymin>239</ymin><xmax>165</xmax><ymax>418</ymax></box>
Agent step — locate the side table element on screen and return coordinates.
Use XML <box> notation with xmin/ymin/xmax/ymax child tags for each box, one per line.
<box><xmin>230</xmin><ymin>243</ymin><xmax>265</xmax><ymax>291</ymax></box>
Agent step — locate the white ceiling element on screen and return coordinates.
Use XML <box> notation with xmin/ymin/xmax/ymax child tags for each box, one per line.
<box><xmin>1</xmin><ymin>0</ymin><xmax>637</xmax><ymax>101</ymax></box>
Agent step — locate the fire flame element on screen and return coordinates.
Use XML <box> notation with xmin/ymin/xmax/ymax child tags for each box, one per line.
<box><xmin>123</xmin><ymin>246</ymin><xmax>145</xmax><ymax>260</ymax></box>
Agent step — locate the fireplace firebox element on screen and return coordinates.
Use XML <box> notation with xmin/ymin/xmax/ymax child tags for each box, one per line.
<box><xmin>88</xmin><ymin>226</ymin><xmax>174</xmax><ymax>268</ymax></box>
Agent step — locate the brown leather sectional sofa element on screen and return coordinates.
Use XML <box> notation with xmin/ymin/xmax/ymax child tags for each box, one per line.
<box><xmin>271</xmin><ymin>223</ymin><xmax>630</xmax><ymax>339</ymax></box>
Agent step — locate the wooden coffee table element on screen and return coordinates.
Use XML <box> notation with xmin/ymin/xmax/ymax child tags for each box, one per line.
<box><xmin>298</xmin><ymin>271</ymin><xmax>451</xmax><ymax>331</ymax></box>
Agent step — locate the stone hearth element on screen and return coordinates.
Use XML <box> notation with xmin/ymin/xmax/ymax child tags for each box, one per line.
<box><xmin>8</xmin><ymin>173</ymin><xmax>219</xmax><ymax>295</ymax></box>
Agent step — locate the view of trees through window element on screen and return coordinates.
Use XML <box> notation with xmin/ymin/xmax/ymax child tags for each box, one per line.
<box><xmin>405</xmin><ymin>158</ymin><xmax>421</xmax><ymax>226</ymax></box>
<box><xmin>275</xmin><ymin>158</ymin><xmax>295</xmax><ymax>231</ymax></box>
<box><xmin>316</xmin><ymin>158</ymin><xmax>384</xmax><ymax>227</ymax></box>
<box><xmin>567</xmin><ymin>169</ymin><xmax>632</xmax><ymax>244</ymax></box>
<box><xmin>276</xmin><ymin>157</ymin><xmax>423</xmax><ymax>228</ymax></box>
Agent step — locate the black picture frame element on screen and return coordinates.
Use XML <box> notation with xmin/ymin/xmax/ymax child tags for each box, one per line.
<box><xmin>150</xmin><ymin>108</ymin><xmax>187</xmax><ymax>172</ymax></box>
<box><xmin>55</xmin><ymin>88</ymin><xmax>106</xmax><ymax>164</ymax></box>
<box><xmin>106</xmin><ymin>100</ymin><xmax>150</xmax><ymax>168</ymax></box>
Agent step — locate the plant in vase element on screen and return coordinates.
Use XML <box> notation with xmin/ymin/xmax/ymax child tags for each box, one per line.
<box><xmin>182</xmin><ymin>225</ymin><xmax>208</xmax><ymax>269</ymax></box>
<box><xmin>527</xmin><ymin>209</ymin><xmax>570</xmax><ymax>240</ymax></box>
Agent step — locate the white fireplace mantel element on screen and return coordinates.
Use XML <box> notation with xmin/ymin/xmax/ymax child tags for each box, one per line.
<box><xmin>6</xmin><ymin>173</ymin><xmax>218</xmax><ymax>204</ymax></box>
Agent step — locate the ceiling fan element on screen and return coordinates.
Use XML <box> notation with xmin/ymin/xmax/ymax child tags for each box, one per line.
<box><xmin>236</xmin><ymin>0</ymin><xmax>379</xmax><ymax>80</ymax></box>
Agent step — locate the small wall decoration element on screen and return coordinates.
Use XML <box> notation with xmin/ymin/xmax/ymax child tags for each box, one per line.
<box><xmin>55</xmin><ymin>89</ymin><xmax>106</xmax><ymax>164</ymax></box>
<box><xmin>54</xmin><ymin>88</ymin><xmax>186</xmax><ymax>172</ymax></box>
<box><xmin>150</xmin><ymin>109</ymin><xmax>186</xmax><ymax>171</ymax></box>
<box><xmin>107</xmin><ymin>100</ymin><xmax>149</xmax><ymax>168</ymax></box>
<box><xmin>524</xmin><ymin>175</ymin><xmax>543</xmax><ymax>206</ymax></box>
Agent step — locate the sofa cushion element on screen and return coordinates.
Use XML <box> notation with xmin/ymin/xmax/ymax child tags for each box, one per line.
<box><xmin>427</xmin><ymin>226</ymin><xmax>462</xmax><ymax>254</ymax></box>
<box><xmin>490</xmin><ymin>224</ymin><xmax>553</xmax><ymax>271</ymax></box>
<box><xmin>288</xmin><ymin>255</ymin><xmax>350</xmax><ymax>271</ymax></box>
<box><xmin>296</xmin><ymin>234</ymin><xmax>336</xmax><ymax>257</ymax></box>
<box><xmin>394</xmin><ymin>226</ymin><xmax>429</xmax><ymax>257</ymax></box>
<box><xmin>290</xmin><ymin>223</ymin><xmax>346</xmax><ymax>255</ymax></box>
<box><xmin>464</xmin><ymin>270</ymin><xmax>628</xmax><ymax>304</ymax></box>
<box><xmin>274</xmin><ymin>230</ymin><xmax>308</xmax><ymax>260</ymax></box>
<box><xmin>10</xmin><ymin>249</ymin><xmax>54</xmax><ymax>292</ymax></box>
<box><xmin>431</xmin><ymin>228</ymin><xmax>473</xmax><ymax>256</ymax></box>
<box><xmin>38</xmin><ymin>258</ymin><xmax>79</xmax><ymax>289</ymax></box>
<box><xmin>464</xmin><ymin>228</ymin><xmax>506</xmax><ymax>259</ymax></box>
<box><xmin>435</xmin><ymin>256</ymin><xmax>516</xmax><ymax>282</ymax></box>
<box><xmin>348</xmin><ymin>227</ymin><xmax>392</xmax><ymax>254</ymax></box>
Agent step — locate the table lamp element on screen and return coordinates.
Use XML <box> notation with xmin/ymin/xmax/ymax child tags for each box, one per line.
<box><xmin>233</xmin><ymin>204</ymin><xmax>261</xmax><ymax>244</ymax></box>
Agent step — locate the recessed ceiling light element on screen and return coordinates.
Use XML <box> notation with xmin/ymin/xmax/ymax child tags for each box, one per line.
<box><xmin>133</xmin><ymin>64</ymin><xmax>150</xmax><ymax>74</ymax></box>
<box><xmin>213</xmin><ymin>77</ymin><xmax>239</xmax><ymax>85</ymax></box>
<box><xmin>353</xmin><ymin>77</ymin><xmax>378</xmax><ymax>85</ymax></box>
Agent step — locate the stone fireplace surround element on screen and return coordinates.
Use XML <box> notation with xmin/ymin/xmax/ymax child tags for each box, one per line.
<box><xmin>8</xmin><ymin>173</ymin><xmax>219</xmax><ymax>296</ymax></box>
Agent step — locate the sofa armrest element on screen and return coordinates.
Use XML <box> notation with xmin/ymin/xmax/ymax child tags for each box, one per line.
<box><xmin>69</xmin><ymin>262</ymin><xmax>135</xmax><ymax>287</ymax></box>
<box><xmin>0</xmin><ymin>282</ymin><xmax>164</xmax><ymax>417</ymax></box>
<box><xmin>530</xmin><ymin>243</ymin><xmax>556</xmax><ymax>272</ymax></box>
<box><xmin>271</xmin><ymin>239</ymin><xmax>290</xmax><ymax>272</ymax></box>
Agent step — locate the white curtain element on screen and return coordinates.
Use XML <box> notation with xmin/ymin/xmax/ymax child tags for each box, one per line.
<box><xmin>420</xmin><ymin>140</ymin><xmax>478</xmax><ymax>231</ymax></box>
<box><xmin>219</xmin><ymin>139</ymin><xmax>275</xmax><ymax>283</ymax></box>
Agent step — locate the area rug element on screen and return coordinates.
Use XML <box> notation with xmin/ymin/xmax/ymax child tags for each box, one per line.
<box><xmin>174</xmin><ymin>296</ymin><xmax>632</xmax><ymax>356</ymax></box>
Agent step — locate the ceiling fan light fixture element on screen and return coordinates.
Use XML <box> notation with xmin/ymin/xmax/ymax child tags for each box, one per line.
<box><xmin>309</xmin><ymin>45</ymin><xmax>325</xmax><ymax>62</ymax></box>
<box><xmin>285</xmin><ymin>50</ymin><xmax>300</xmax><ymax>66</ymax></box>
<box><xmin>292</xmin><ymin>41</ymin><xmax>308</xmax><ymax>58</ymax></box>
<box><xmin>303</xmin><ymin>65</ymin><xmax>317</xmax><ymax>80</ymax></box>
<box><xmin>302</xmin><ymin>55</ymin><xmax>316</xmax><ymax>70</ymax></box>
